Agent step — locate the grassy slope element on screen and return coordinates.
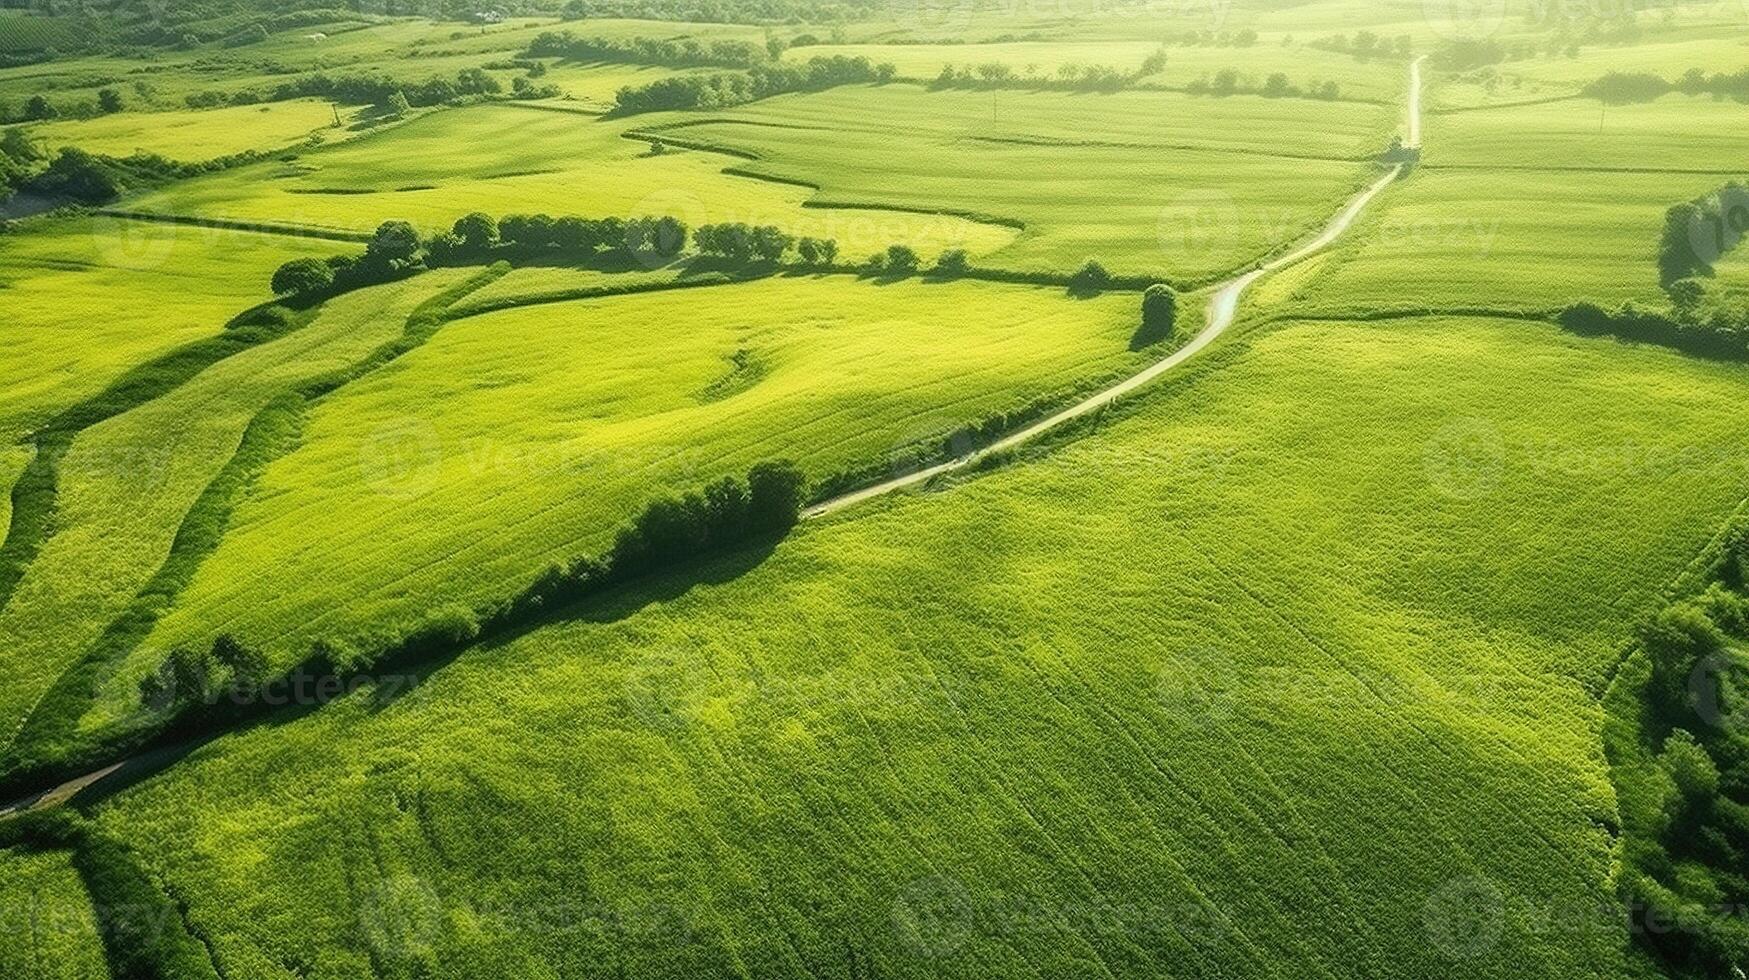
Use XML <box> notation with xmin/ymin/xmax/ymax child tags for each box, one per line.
<box><xmin>0</xmin><ymin>216</ymin><xmax>337</xmax><ymax>445</ymax></box>
<box><xmin>15</xmin><ymin>98</ymin><xmax>352</xmax><ymax>160</ymax></box>
<box><xmin>0</xmin><ymin>445</ymin><xmax>28</xmax><ymax>538</ymax></box>
<box><xmin>0</xmin><ymin>270</ymin><xmax>471</xmax><ymax>751</ymax></box>
<box><xmin>0</xmin><ymin>848</ymin><xmax>108</xmax><ymax>980</ymax></box>
<box><xmin>125</xmin><ymin>103</ymin><xmax>1019</xmax><ymax>259</ymax></box>
<box><xmin>662</xmin><ymin>83</ymin><xmax>1396</xmax><ymax>281</ymax></box>
<box><xmin>100</xmin><ymin>274</ymin><xmax>1159</xmax><ymax>708</ymax></box>
<box><xmin>1425</xmin><ymin>94</ymin><xmax>1749</xmax><ymax>172</ymax></box>
<box><xmin>90</xmin><ymin>314</ymin><xmax>1749</xmax><ymax>979</ymax></box>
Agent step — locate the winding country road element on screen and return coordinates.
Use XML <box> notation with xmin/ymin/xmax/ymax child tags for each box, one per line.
<box><xmin>806</xmin><ymin>57</ymin><xmax>1424</xmax><ymax>520</ymax></box>
<box><xmin>1</xmin><ymin>58</ymin><xmax>1425</xmax><ymax>821</ymax></box>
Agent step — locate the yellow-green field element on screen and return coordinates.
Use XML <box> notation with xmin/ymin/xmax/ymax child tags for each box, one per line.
<box><xmin>101</xmin><ymin>273</ymin><xmax>1159</xmax><ymax>702</ymax></box>
<box><xmin>0</xmin><ymin>217</ymin><xmax>336</xmax><ymax>445</ymax></box>
<box><xmin>11</xmin><ymin>99</ymin><xmax>358</xmax><ymax>161</ymax></box>
<box><xmin>88</xmin><ymin>312</ymin><xmax>1749</xmax><ymax>978</ymax></box>
<box><xmin>0</xmin><ymin>848</ymin><xmax>107</xmax><ymax>980</ymax></box>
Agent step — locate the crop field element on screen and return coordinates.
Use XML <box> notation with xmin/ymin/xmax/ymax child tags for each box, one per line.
<box><xmin>127</xmin><ymin>104</ymin><xmax>1020</xmax><ymax>256</ymax></box>
<box><xmin>0</xmin><ymin>847</ymin><xmax>106</xmax><ymax>979</ymax></box>
<box><xmin>82</xmin><ymin>313</ymin><xmax>1749</xmax><ymax>978</ymax></box>
<box><xmin>663</xmin><ymin>84</ymin><xmax>1395</xmax><ymax>280</ymax></box>
<box><xmin>12</xmin><ymin>99</ymin><xmax>357</xmax><ymax>161</ymax></box>
<box><xmin>0</xmin><ymin>270</ymin><xmax>472</xmax><ymax>751</ymax></box>
<box><xmin>1279</xmin><ymin>168</ymin><xmax>1727</xmax><ymax>314</ymax></box>
<box><xmin>99</xmin><ymin>274</ymin><xmax>1158</xmax><ymax>704</ymax></box>
<box><xmin>6</xmin><ymin>1</ymin><xmax>1749</xmax><ymax>977</ymax></box>
<box><xmin>0</xmin><ymin>217</ymin><xmax>335</xmax><ymax>445</ymax></box>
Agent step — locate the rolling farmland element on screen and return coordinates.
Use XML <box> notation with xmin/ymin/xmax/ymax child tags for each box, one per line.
<box><xmin>2</xmin><ymin>1</ymin><xmax>1748</xmax><ymax>978</ymax></box>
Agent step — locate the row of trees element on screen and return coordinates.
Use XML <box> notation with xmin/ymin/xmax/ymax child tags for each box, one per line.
<box><xmin>181</xmin><ymin>67</ymin><xmax>501</xmax><ymax>112</ymax></box>
<box><xmin>1</xmin><ymin>142</ymin><xmax>259</xmax><ymax>207</ymax></box>
<box><xmin>1557</xmin><ymin>300</ymin><xmax>1749</xmax><ymax>360</ymax></box>
<box><xmin>137</xmin><ymin>461</ymin><xmax>808</xmax><ymax>717</ymax></box>
<box><xmin>1583</xmin><ymin>68</ymin><xmax>1749</xmax><ymax>105</ymax></box>
<box><xmin>930</xmin><ymin>62</ymin><xmax>1132</xmax><ymax>93</ymax></box>
<box><xmin>613</xmin><ymin>55</ymin><xmax>893</xmax><ymax>114</ymax></box>
<box><xmin>558</xmin><ymin>0</ymin><xmax>881</xmax><ymax>24</ymax></box>
<box><xmin>1186</xmin><ymin>69</ymin><xmax>1341</xmax><ymax>101</ymax></box>
<box><xmin>1311</xmin><ymin>31</ymin><xmax>1413</xmax><ymax>61</ymax></box>
<box><xmin>526</xmin><ymin>30</ymin><xmax>775</xmax><ymax>68</ymax></box>
<box><xmin>270</xmin><ymin>220</ymin><xmax>427</xmax><ymax>299</ymax></box>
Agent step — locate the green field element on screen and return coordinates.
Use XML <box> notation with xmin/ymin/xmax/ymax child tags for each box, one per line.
<box><xmin>126</xmin><ymin>103</ymin><xmax>1019</xmax><ymax>257</ymax></box>
<box><xmin>0</xmin><ymin>270</ymin><xmax>472</xmax><ymax>751</ymax></box>
<box><xmin>85</xmin><ymin>312</ymin><xmax>1749</xmax><ymax>977</ymax></box>
<box><xmin>0</xmin><ymin>217</ymin><xmax>336</xmax><ymax>445</ymax></box>
<box><xmin>12</xmin><ymin>99</ymin><xmax>358</xmax><ymax>161</ymax></box>
<box><xmin>660</xmin><ymin>84</ymin><xmax>1397</xmax><ymax>281</ymax></box>
<box><xmin>97</xmin><ymin>274</ymin><xmax>1160</xmax><ymax>710</ymax></box>
<box><xmin>5</xmin><ymin>2</ymin><xmax>1749</xmax><ymax>977</ymax></box>
<box><xmin>0</xmin><ymin>848</ymin><xmax>106</xmax><ymax>979</ymax></box>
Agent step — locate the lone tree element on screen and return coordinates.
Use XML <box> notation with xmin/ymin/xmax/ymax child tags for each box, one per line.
<box><xmin>1131</xmin><ymin>283</ymin><xmax>1177</xmax><ymax>349</ymax></box>
<box><xmin>271</xmin><ymin>257</ymin><xmax>335</xmax><ymax>297</ymax></box>
<box><xmin>884</xmin><ymin>243</ymin><xmax>920</xmax><ymax>274</ymax></box>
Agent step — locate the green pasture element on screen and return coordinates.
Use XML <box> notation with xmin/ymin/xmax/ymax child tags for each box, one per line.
<box><xmin>0</xmin><ymin>848</ymin><xmax>107</xmax><ymax>980</ymax></box>
<box><xmin>89</xmin><ymin>312</ymin><xmax>1749</xmax><ymax>978</ymax></box>
<box><xmin>1282</xmin><ymin>168</ymin><xmax>1727</xmax><ymax>314</ymax></box>
<box><xmin>0</xmin><ymin>216</ymin><xmax>335</xmax><ymax>446</ymax></box>
<box><xmin>97</xmin><ymin>273</ymin><xmax>1159</xmax><ymax>711</ymax></box>
<box><xmin>0</xmin><ymin>270</ymin><xmax>471</xmax><ymax>753</ymax></box>
<box><xmin>124</xmin><ymin>103</ymin><xmax>1019</xmax><ymax>257</ymax></box>
<box><xmin>1426</xmin><ymin>94</ymin><xmax>1749</xmax><ymax>172</ymax></box>
<box><xmin>12</xmin><ymin>98</ymin><xmax>355</xmax><ymax>161</ymax></box>
<box><xmin>660</xmin><ymin>84</ymin><xmax>1395</xmax><ymax>281</ymax></box>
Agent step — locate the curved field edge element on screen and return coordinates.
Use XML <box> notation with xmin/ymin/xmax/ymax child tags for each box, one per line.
<box><xmin>0</xmin><ymin>265</ymin><xmax>512</xmax><ymax>785</ymax></box>
<box><xmin>0</xmin><ymin>304</ymin><xmax>319</xmax><ymax>619</ymax></box>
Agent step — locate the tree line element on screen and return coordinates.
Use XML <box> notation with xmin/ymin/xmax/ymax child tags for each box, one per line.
<box><xmin>179</xmin><ymin>66</ymin><xmax>501</xmax><ymax>113</ymax></box>
<box><xmin>1659</xmin><ymin>183</ymin><xmax>1748</xmax><ymax>289</ymax></box>
<box><xmin>1</xmin><ymin>132</ymin><xmax>266</xmax><ymax>209</ymax></box>
<box><xmin>1583</xmin><ymin>68</ymin><xmax>1749</xmax><ymax>105</ymax></box>
<box><xmin>526</xmin><ymin>30</ymin><xmax>777</xmax><ymax>69</ymax></box>
<box><xmin>612</xmin><ymin>55</ymin><xmax>894</xmax><ymax>114</ymax></box>
<box><xmin>1615</xmin><ymin>533</ymin><xmax>1749</xmax><ymax>975</ymax></box>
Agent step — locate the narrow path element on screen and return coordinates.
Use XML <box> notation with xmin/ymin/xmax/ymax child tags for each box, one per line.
<box><xmin>808</xmin><ymin>59</ymin><xmax>1422</xmax><ymax>520</ymax></box>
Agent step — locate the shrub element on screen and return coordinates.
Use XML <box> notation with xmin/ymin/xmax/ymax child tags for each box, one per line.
<box><xmin>884</xmin><ymin>243</ymin><xmax>919</xmax><ymax>274</ymax></box>
<box><xmin>96</xmin><ymin>87</ymin><xmax>123</xmax><ymax>113</ymax></box>
<box><xmin>270</xmin><ymin>257</ymin><xmax>335</xmax><ymax>297</ymax></box>
<box><xmin>1132</xmin><ymin>283</ymin><xmax>1177</xmax><ymax>348</ymax></box>
<box><xmin>1069</xmin><ymin>258</ymin><xmax>1112</xmax><ymax>294</ymax></box>
<box><xmin>797</xmin><ymin>236</ymin><xmax>837</xmax><ymax>266</ymax></box>
<box><xmin>934</xmin><ymin>248</ymin><xmax>970</xmax><ymax>276</ymax></box>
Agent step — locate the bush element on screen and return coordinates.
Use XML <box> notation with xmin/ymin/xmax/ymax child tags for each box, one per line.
<box><xmin>933</xmin><ymin>248</ymin><xmax>970</xmax><ymax>276</ymax></box>
<box><xmin>797</xmin><ymin>236</ymin><xmax>837</xmax><ymax>266</ymax></box>
<box><xmin>884</xmin><ymin>243</ymin><xmax>919</xmax><ymax>274</ymax></box>
<box><xmin>1069</xmin><ymin>258</ymin><xmax>1112</xmax><ymax>294</ymax></box>
<box><xmin>1133</xmin><ymin>283</ymin><xmax>1177</xmax><ymax>348</ymax></box>
<box><xmin>270</xmin><ymin>257</ymin><xmax>335</xmax><ymax>297</ymax></box>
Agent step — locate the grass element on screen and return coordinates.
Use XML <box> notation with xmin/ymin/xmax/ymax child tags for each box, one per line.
<box><xmin>91</xmin><ymin>273</ymin><xmax>1161</xmax><ymax>712</ymax></box>
<box><xmin>124</xmin><ymin>103</ymin><xmax>1020</xmax><ymax>258</ymax></box>
<box><xmin>1279</xmin><ymin>168</ymin><xmax>1731</xmax><ymax>314</ymax></box>
<box><xmin>0</xmin><ymin>216</ymin><xmax>337</xmax><ymax>446</ymax></box>
<box><xmin>11</xmin><ymin>99</ymin><xmax>359</xmax><ymax>161</ymax></box>
<box><xmin>1425</xmin><ymin>94</ymin><xmax>1749</xmax><ymax>172</ymax></box>
<box><xmin>0</xmin><ymin>847</ymin><xmax>107</xmax><ymax>980</ymax></box>
<box><xmin>659</xmin><ymin>83</ymin><xmax>1396</xmax><ymax>281</ymax></box>
<box><xmin>0</xmin><ymin>270</ymin><xmax>473</xmax><ymax>754</ymax></box>
<box><xmin>85</xmin><ymin>313</ymin><xmax>1749</xmax><ymax>978</ymax></box>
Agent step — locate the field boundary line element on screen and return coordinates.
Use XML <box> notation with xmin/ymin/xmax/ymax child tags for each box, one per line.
<box><xmin>90</xmin><ymin>209</ymin><xmax>374</xmax><ymax>243</ymax></box>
